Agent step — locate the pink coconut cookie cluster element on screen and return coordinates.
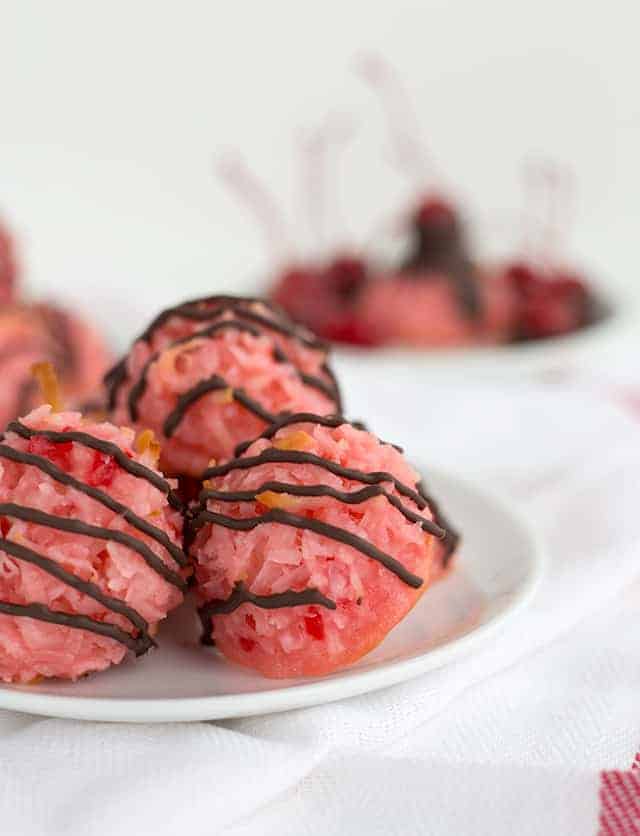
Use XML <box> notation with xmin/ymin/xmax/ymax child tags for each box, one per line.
<box><xmin>0</xmin><ymin>405</ymin><xmax>186</xmax><ymax>683</ymax></box>
<box><xmin>189</xmin><ymin>413</ymin><xmax>454</xmax><ymax>678</ymax></box>
<box><xmin>0</xmin><ymin>293</ymin><xmax>458</xmax><ymax>683</ymax></box>
<box><xmin>105</xmin><ymin>296</ymin><xmax>342</xmax><ymax>476</ymax></box>
<box><xmin>0</xmin><ymin>218</ymin><xmax>112</xmax><ymax>426</ymax></box>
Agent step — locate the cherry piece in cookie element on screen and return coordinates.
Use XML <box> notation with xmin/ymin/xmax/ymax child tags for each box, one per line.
<box><xmin>504</xmin><ymin>262</ymin><xmax>593</xmax><ymax>340</ymax></box>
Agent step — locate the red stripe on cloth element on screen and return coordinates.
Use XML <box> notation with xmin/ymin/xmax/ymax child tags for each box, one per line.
<box><xmin>599</xmin><ymin>758</ymin><xmax>640</xmax><ymax>835</ymax></box>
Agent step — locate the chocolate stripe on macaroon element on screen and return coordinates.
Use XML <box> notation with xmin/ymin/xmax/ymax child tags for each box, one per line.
<box><xmin>7</xmin><ymin>421</ymin><xmax>183</xmax><ymax>511</ymax></box>
<box><xmin>137</xmin><ymin>296</ymin><xmax>328</xmax><ymax>351</ymax></box>
<box><xmin>0</xmin><ymin>443</ymin><xmax>186</xmax><ymax>568</ymax></box>
<box><xmin>190</xmin><ymin>508</ymin><xmax>424</xmax><ymax>589</ymax></box>
<box><xmin>198</xmin><ymin>481</ymin><xmax>445</xmax><ymax>539</ymax></box>
<box><xmin>198</xmin><ymin>581</ymin><xmax>336</xmax><ymax>645</ymax></box>
<box><xmin>0</xmin><ymin>503</ymin><xmax>187</xmax><ymax>591</ymax></box>
<box><xmin>126</xmin><ymin>320</ymin><xmax>263</xmax><ymax>421</ymax></box>
<box><xmin>417</xmin><ymin>479</ymin><xmax>460</xmax><ymax>565</ymax></box>
<box><xmin>0</xmin><ymin>537</ymin><xmax>153</xmax><ymax>652</ymax></box>
<box><xmin>233</xmin><ymin>413</ymin><xmax>399</xmax><ymax>457</ymax></box>
<box><xmin>203</xmin><ymin>448</ymin><xmax>428</xmax><ymax>510</ymax></box>
<box><xmin>0</xmin><ymin>601</ymin><xmax>150</xmax><ymax>655</ymax></box>
<box><xmin>163</xmin><ymin>376</ymin><xmax>278</xmax><ymax>438</ymax></box>
<box><xmin>104</xmin><ymin>296</ymin><xmax>340</xmax><ymax>418</ymax></box>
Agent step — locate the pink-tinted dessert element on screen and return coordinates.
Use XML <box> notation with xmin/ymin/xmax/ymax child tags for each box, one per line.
<box><xmin>0</xmin><ymin>405</ymin><xmax>186</xmax><ymax>683</ymax></box>
<box><xmin>271</xmin><ymin>255</ymin><xmax>382</xmax><ymax>347</ymax></box>
<box><xmin>370</xmin><ymin>196</ymin><xmax>515</xmax><ymax>345</ymax></box>
<box><xmin>0</xmin><ymin>303</ymin><xmax>112</xmax><ymax>429</ymax></box>
<box><xmin>499</xmin><ymin>261</ymin><xmax>595</xmax><ymax>340</ymax></box>
<box><xmin>189</xmin><ymin>413</ymin><xmax>457</xmax><ymax>678</ymax></box>
<box><xmin>0</xmin><ymin>219</ymin><xmax>18</xmax><ymax>304</ymax></box>
<box><xmin>356</xmin><ymin>270</ymin><xmax>515</xmax><ymax>348</ymax></box>
<box><xmin>106</xmin><ymin>296</ymin><xmax>342</xmax><ymax>477</ymax></box>
<box><xmin>269</xmin><ymin>196</ymin><xmax>519</xmax><ymax>349</ymax></box>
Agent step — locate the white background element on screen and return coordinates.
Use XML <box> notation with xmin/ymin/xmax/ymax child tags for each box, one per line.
<box><xmin>0</xmin><ymin>0</ymin><xmax>638</xmax><ymax>347</ymax></box>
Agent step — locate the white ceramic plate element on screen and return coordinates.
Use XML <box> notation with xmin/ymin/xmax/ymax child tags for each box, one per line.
<box><xmin>0</xmin><ymin>469</ymin><xmax>543</xmax><ymax>723</ymax></box>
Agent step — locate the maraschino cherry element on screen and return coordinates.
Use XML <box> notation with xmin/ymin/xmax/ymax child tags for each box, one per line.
<box><xmin>502</xmin><ymin>162</ymin><xmax>594</xmax><ymax>340</ymax></box>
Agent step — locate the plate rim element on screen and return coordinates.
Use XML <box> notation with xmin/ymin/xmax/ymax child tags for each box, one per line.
<box><xmin>0</xmin><ymin>469</ymin><xmax>545</xmax><ymax>723</ymax></box>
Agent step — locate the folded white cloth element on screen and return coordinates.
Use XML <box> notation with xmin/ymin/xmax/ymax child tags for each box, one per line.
<box><xmin>1</xmin><ymin>382</ymin><xmax>639</xmax><ymax>836</ymax></box>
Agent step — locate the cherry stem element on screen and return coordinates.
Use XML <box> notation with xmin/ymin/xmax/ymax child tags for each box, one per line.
<box><xmin>216</xmin><ymin>155</ymin><xmax>290</xmax><ymax>263</ymax></box>
<box><xmin>356</xmin><ymin>52</ymin><xmax>432</xmax><ymax>189</ymax></box>
<box><xmin>521</xmin><ymin>159</ymin><xmax>575</xmax><ymax>272</ymax></box>
<box><xmin>297</xmin><ymin>112</ymin><xmax>356</xmax><ymax>256</ymax></box>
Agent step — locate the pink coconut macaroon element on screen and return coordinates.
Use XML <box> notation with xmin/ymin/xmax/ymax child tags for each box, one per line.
<box><xmin>0</xmin><ymin>398</ymin><xmax>186</xmax><ymax>683</ymax></box>
<box><xmin>106</xmin><ymin>296</ymin><xmax>342</xmax><ymax>477</ymax></box>
<box><xmin>189</xmin><ymin>413</ymin><xmax>457</xmax><ymax>679</ymax></box>
<box><xmin>357</xmin><ymin>269</ymin><xmax>516</xmax><ymax>348</ymax></box>
<box><xmin>0</xmin><ymin>302</ymin><xmax>112</xmax><ymax>429</ymax></box>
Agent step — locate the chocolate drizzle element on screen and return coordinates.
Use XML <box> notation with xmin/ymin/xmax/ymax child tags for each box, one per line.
<box><xmin>203</xmin><ymin>448</ymin><xmax>428</xmax><ymax>509</ymax></box>
<box><xmin>104</xmin><ymin>360</ymin><xmax>127</xmax><ymax>412</ymax></box>
<box><xmin>127</xmin><ymin>320</ymin><xmax>263</xmax><ymax>422</ymax></box>
<box><xmin>198</xmin><ymin>481</ymin><xmax>445</xmax><ymax>538</ymax></box>
<box><xmin>0</xmin><ymin>443</ymin><xmax>186</xmax><ymax>568</ymax></box>
<box><xmin>403</xmin><ymin>218</ymin><xmax>482</xmax><ymax>322</ymax></box>
<box><xmin>163</xmin><ymin>375</ymin><xmax>277</xmax><ymax>438</ymax></box>
<box><xmin>0</xmin><ymin>537</ymin><xmax>153</xmax><ymax>654</ymax></box>
<box><xmin>0</xmin><ymin>602</ymin><xmax>148</xmax><ymax>655</ymax></box>
<box><xmin>137</xmin><ymin>295</ymin><xmax>328</xmax><ymax>350</ymax></box>
<box><xmin>198</xmin><ymin>582</ymin><xmax>336</xmax><ymax>645</ymax></box>
<box><xmin>233</xmin><ymin>413</ymin><xmax>400</xmax><ymax>457</ymax></box>
<box><xmin>193</xmin><ymin>413</ymin><xmax>459</xmax><ymax>626</ymax></box>
<box><xmin>0</xmin><ymin>423</ymin><xmax>187</xmax><ymax>655</ymax></box>
<box><xmin>104</xmin><ymin>296</ymin><xmax>342</xmax><ymax>428</ymax></box>
<box><xmin>0</xmin><ymin>503</ymin><xmax>186</xmax><ymax>591</ymax></box>
<box><xmin>7</xmin><ymin>421</ymin><xmax>183</xmax><ymax>511</ymax></box>
<box><xmin>417</xmin><ymin>480</ymin><xmax>460</xmax><ymax>566</ymax></box>
<box><xmin>191</xmin><ymin>508</ymin><xmax>424</xmax><ymax>589</ymax></box>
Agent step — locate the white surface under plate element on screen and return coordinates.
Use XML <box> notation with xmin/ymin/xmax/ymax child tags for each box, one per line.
<box><xmin>0</xmin><ymin>469</ymin><xmax>543</xmax><ymax>723</ymax></box>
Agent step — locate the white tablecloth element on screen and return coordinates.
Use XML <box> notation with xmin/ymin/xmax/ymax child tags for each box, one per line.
<box><xmin>1</xmin><ymin>381</ymin><xmax>639</xmax><ymax>835</ymax></box>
